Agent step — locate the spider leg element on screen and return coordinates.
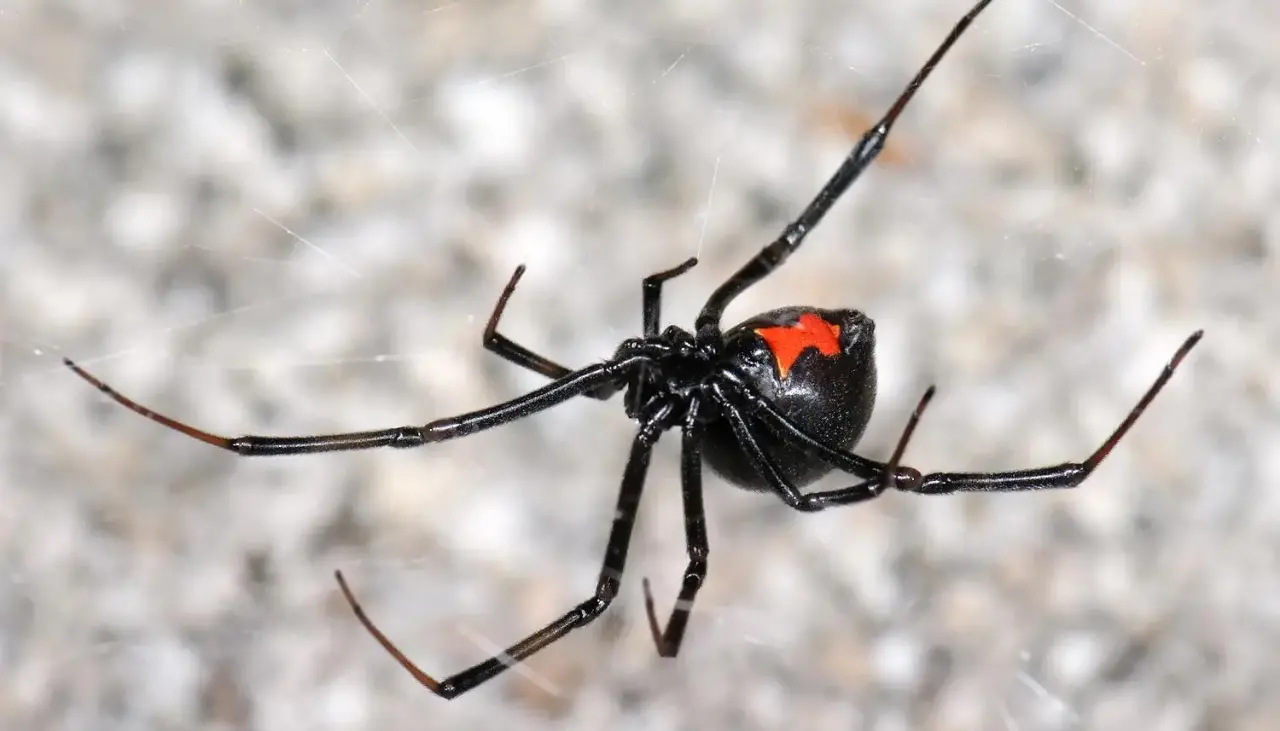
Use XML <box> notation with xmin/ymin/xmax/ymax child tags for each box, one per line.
<box><xmin>335</xmin><ymin>423</ymin><xmax>663</xmax><ymax>699</ymax></box>
<box><xmin>903</xmin><ymin>331</ymin><xmax>1202</xmax><ymax>495</ymax></box>
<box><xmin>642</xmin><ymin>402</ymin><xmax>708</xmax><ymax>657</ymax></box>
<box><xmin>64</xmin><ymin>354</ymin><xmax>646</xmax><ymax>455</ymax></box>
<box><xmin>630</xmin><ymin>256</ymin><xmax>700</xmax><ymax>414</ymax></box>
<box><xmin>715</xmin><ymin>378</ymin><xmax>889</xmax><ymax>482</ymax></box>
<box><xmin>877</xmin><ymin>385</ymin><xmax>935</xmax><ymax>493</ymax></box>
<box><xmin>695</xmin><ymin>0</ymin><xmax>998</xmax><ymax>336</ymax></box>
<box><xmin>642</xmin><ymin>257</ymin><xmax>699</xmax><ymax>337</ymax></box>
<box><xmin>483</xmin><ymin>265</ymin><xmax>619</xmax><ymax>400</ymax></box>
<box><xmin>483</xmin><ymin>258</ymin><xmax>697</xmax><ymax>404</ymax></box>
<box><xmin>721</xmin><ymin>389</ymin><xmax>933</xmax><ymax>512</ymax></box>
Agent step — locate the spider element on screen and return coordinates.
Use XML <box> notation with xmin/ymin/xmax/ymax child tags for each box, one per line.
<box><xmin>66</xmin><ymin>0</ymin><xmax>1202</xmax><ymax>700</ymax></box>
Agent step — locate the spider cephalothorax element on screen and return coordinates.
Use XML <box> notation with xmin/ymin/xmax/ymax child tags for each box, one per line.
<box><xmin>66</xmin><ymin>0</ymin><xmax>1201</xmax><ymax>700</ymax></box>
<box><xmin>618</xmin><ymin>305</ymin><xmax>876</xmax><ymax>492</ymax></box>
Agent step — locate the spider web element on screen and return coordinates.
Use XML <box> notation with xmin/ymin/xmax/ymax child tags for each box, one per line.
<box><xmin>2</xmin><ymin>0</ymin><xmax>1278</xmax><ymax>729</ymax></box>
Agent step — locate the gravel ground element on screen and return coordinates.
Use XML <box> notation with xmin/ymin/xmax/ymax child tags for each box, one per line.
<box><xmin>2</xmin><ymin>1</ymin><xmax>1278</xmax><ymax>730</ymax></box>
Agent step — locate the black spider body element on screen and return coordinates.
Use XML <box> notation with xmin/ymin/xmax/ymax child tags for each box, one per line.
<box><xmin>700</xmin><ymin>307</ymin><xmax>877</xmax><ymax>490</ymax></box>
<box><xmin>65</xmin><ymin>0</ymin><xmax>1202</xmax><ymax>700</ymax></box>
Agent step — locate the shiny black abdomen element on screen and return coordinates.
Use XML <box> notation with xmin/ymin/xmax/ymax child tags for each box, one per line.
<box><xmin>704</xmin><ymin>306</ymin><xmax>877</xmax><ymax>490</ymax></box>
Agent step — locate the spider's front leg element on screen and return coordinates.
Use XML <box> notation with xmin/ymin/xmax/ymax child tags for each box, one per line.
<box><xmin>695</xmin><ymin>0</ymin><xmax>999</xmax><ymax>336</ymax></box>
<box><xmin>64</xmin><ymin>354</ymin><xmax>645</xmax><ymax>455</ymax></box>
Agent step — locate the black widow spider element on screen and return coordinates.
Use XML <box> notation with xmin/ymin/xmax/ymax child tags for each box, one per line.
<box><xmin>65</xmin><ymin>0</ymin><xmax>1202</xmax><ymax>700</ymax></box>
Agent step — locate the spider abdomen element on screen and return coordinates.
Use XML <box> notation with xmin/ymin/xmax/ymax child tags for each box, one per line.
<box><xmin>705</xmin><ymin>307</ymin><xmax>877</xmax><ymax>490</ymax></box>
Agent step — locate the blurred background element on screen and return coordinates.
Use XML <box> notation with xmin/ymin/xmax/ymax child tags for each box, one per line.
<box><xmin>2</xmin><ymin>0</ymin><xmax>1278</xmax><ymax>729</ymax></box>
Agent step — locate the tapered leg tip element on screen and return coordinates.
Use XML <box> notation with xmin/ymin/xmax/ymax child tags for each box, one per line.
<box><xmin>334</xmin><ymin>570</ymin><xmax>354</xmax><ymax>598</ymax></box>
<box><xmin>1175</xmin><ymin>330</ymin><xmax>1205</xmax><ymax>363</ymax></box>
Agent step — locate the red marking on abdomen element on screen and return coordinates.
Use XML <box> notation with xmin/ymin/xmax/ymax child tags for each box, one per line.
<box><xmin>754</xmin><ymin>312</ymin><xmax>842</xmax><ymax>379</ymax></box>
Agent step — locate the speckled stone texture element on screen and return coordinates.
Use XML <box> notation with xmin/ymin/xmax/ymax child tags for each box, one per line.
<box><xmin>2</xmin><ymin>1</ymin><xmax>1277</xmax><ymax>729</ymax></box>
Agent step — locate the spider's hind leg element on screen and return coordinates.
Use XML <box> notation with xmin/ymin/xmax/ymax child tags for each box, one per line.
<box><xmin>642</xmin><ymin>403</ymin><xmax>709</xmax><ymax>658</ymax></box>
<box><xmin>903</xmin><ymin>331</ymin><xmax>1203</xmax><ymax>495</ymax></box>
<box><xmin>336</xmin><ymin>424</ymin><xmax>663</xmax><ymax>699</ymax></box>
<box><xmin>720</xmin><ymin>387</ymin><xmax>934</xmax><ymax>512</ymax></box>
